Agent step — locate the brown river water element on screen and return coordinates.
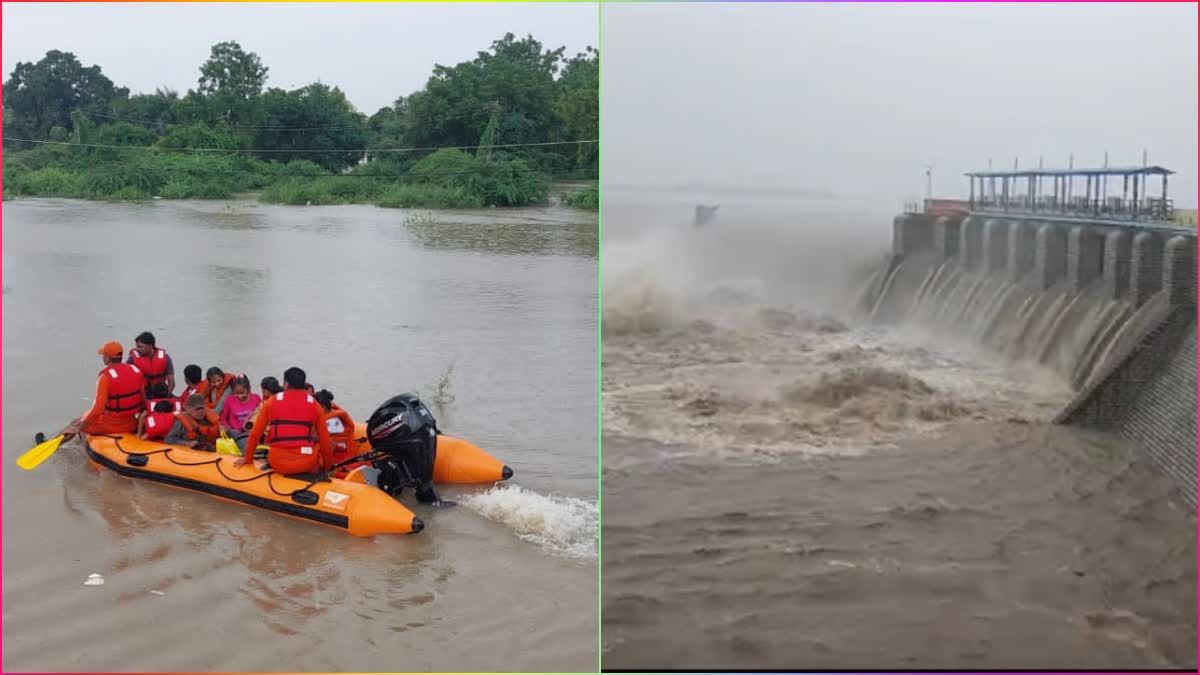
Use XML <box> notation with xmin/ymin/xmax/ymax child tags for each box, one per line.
<box><xmin>2</xmin><ymin>196</ymin><xmax>598</xmax><ymax>672</ymax></box>
<box><xmin>600</xmin><ymin>190</ymin><xmax>1196</xmax><ymax>671</ymax></box>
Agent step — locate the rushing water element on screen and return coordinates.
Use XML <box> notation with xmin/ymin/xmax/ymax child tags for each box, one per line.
<box><xmin>600</xmin><ymin>190</ymin><xmax>1196</xmax><ymax>670</ymax></box>
<box><xmin>859</xmin><ymin>253</ymin><xmax>1149</xmax><ymax>392</ymax></box>
<box><xmin>2</xmin><ymin>197</ymin><xmax>598</xmax><ymax>672</ymax></box>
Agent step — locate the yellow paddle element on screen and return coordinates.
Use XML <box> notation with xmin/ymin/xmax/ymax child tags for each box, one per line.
<box><xmin>17</xmin><ymin>433</ymin><xmax>68</xmax><ymax>470</ymax></box>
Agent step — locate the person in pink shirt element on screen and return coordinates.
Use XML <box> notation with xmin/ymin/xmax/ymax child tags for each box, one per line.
<box><xmin>219</xmin><ymin>375</ymin><xmax>261</xmax><ymax>440</ymax></box>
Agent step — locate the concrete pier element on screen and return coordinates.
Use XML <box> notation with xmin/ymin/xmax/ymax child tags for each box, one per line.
<box><xmin>934</xmin><ymin>216</ymin><xmax>960</xmax><ymax>261</ymax></box>
<box><xmin>983</xmin><ymin>219</ymin><xmax>1008</xmax><ymax>273</ymax></box>
<box><xmin>1034</xmin><ymin>224</ymin><xmax>1068</xmax><ymax>290</ymax></box>
<box><xmin>1068</xmin><ymin>226</ymin><xmax>1104</xmax><ymax>292</ymax></box>
<box><xmin>1007</xmin><ymin>220</ymin><xmax>1036</xmax><ymax>283</ymax></box>
<box><xmin>960</xmin><ymin>216</ymin><xmax>984</xmax><ymax>270</ymax></box>
<box><xmin>1102</xmin><ymin>230</ymin><xmax>1132</xmax><ymax>301</ymax></box>
<box><xmin>1130</xmin><ymin>232</ymin><xmax>1164</xmax><ymax>307</ymax></box>
<box><xmin>1164</xmin><ymin>235</ymin><xmax>1196</xmax><ymax>308</ymax></box>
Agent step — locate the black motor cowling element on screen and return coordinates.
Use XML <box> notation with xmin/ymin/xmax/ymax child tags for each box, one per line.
<box><xmin>365</xmin><ymin>393</ymin><xmax>441</xmax><ymax>503</ymax></box>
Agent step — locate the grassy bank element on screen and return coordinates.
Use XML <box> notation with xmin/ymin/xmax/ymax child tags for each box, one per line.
<box><xmin>1</xmin><ymin>147</ymin><xmax>595</xmax><ymax>210</ymax></box>
<box><xmin>561</xmin><ymin>184</ymin><xmax>599</xmax><ymax>210</ymax></box>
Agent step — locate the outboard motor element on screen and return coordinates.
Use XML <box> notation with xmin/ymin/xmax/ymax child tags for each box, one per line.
<box><xmin>365</xmin><ymin>393</ymin><xmax>448</xmax><ymax>505</ymax></box>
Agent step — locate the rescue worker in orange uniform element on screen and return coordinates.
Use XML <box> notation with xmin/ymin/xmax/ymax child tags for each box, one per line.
<box><xmin>127</xmin><ymin>331</ymin><xmax>175</xmax><ymax>396</ymax></box>
<box><xmin>62</xmin><ymin>341</ymin><xmax>147</xmax><ymax>437</ymax></box>
<box><xmin>235</xmin><ymin>367</ymin><xmax>332</xmax><ymax>475</ymax></box>
<box><xmin>163</xmin><ymin>395</ymin><xmax>221</xmax><ymax>450</ymax></box>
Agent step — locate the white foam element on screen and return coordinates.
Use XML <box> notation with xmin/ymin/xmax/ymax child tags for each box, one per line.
<box><xmin>462</xmin><ymin>485</ymin><xmax>597</xmax><ymax>561</ymax></box>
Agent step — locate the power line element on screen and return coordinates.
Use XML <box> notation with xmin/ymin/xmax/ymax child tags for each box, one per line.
<box><xmin>32</xmin><ymin>163</ymin><xmax>570</xmax><ymax>180</ymax></box>
<box><xmin>87</xmin><ymin>110</ymin><xmax>389</xmax><ymax>131</ymax></box>
<box><xmin>82</xmin><ymin>101</ymin><xmax>501</xmax><ymax>132</ymax></box>
<box><xmin>3</xmin><ymin>137</ymin><xmax>597</xmax><ymax>155</ymax></box>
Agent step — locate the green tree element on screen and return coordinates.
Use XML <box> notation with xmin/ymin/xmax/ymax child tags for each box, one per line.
<box><xmin>367</xmin><ymin>33</ymin><xmax>596</xmax><ymax>177</ymax></box>
<box><xmin>155</xmin><ymin>122</ymin><xmax>238</xmax><ymax>151</ymax></box>
<box><xmin>94</xmin><ymin>122</ymin><xmax>159</xmax><ymax>147</ymax></box>
<box><xmin>196</xmin><ymin>41</ymin><xmax>268</xmax><ymax>125</ymax></box>
<box><xmin>255</xmin><ymin>83</ymin><xmax>369</xmax><ymax>171</ymax></box>
<box><xmin>116</xmin><ymin>87</ymin><xmax>181</xmax><ymax>134</ymax></box>
<box><xmin>2</xmin><ymin>50</ymin><xmax>128</xmax><ymax>142</ymax></box>
<box><xmin>556</xmin><ymin>47</ymin><xmax>599</xmax><ymax>176</ymax></box>
<box><xmin>398</xmin><ymin>34</ymin><xmax>566</xmax><ymax>158</ymax></box>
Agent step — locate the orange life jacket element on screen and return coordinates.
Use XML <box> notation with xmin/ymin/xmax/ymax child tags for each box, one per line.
<box><xmin>266</xmin><ymin>391</ymin><xmax>320</xmax><ymax>450</ymax></box>
<box><xmin>145</xmin><ymin>397</ymin><xmax>182</xmax><ymax>414</ymax></box>
<box><xmin>100</xmin><ymin>363</ymin><xmax>146</xmax><ymax>418</ymax></box>
<box><xmin>205</xmin><ymin>373</ymin><xmax>236</xmax><ymax>408</ymax></box>
<box><xmin>142</xmin><ymin>411</ymin><xmax>176</xmax><ymax>440</ymax></box>
<box><xmin>179</xmin><ymin>383</ymin><xmax>202</xmax><ymax>402</ymax></box>
<box><xmin>325</xmin><ymin>405</ymin><xmax>360</xmax><ymax>461</ymax></box>
<box><xmin>130</xmin><ymin>348</ymin><xmax>170</xmax><ymax>392</ymax></box>
<box><xmin>174</xmin><ymin>410</ymin><xmax>221</xmax><ymax>443</ymax></box>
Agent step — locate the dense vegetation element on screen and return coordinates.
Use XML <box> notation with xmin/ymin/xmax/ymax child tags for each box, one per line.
<box><xmin>2</xmin><ymin>35</ymin><xmax>598</xmax><ymax>209</ymax></box>
<box><xmin>562</xmin><ymin>184</ymin><xmax>599</xmax><ymax>210</ymax></box>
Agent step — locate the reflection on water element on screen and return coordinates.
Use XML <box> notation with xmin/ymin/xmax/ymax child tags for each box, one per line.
<box><xmin>185</xmin><ymin>201</ymin><xmax>269</xmax><ymax>231</ymax></box>
<box><xmin>2</xmin><ymin>196</ymin><xmax>598</xmax><ymax>672</ymax></box>
<box><xmin>402</xmin><ymin>214</ymin><xmax>598</xmax><ymax>258</ymax></box>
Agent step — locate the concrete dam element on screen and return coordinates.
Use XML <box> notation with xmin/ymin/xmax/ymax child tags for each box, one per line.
<box><xmin>858</xmin><ymin>164</ymin><xmax>1197</xmax><ymax>507</ymax></box>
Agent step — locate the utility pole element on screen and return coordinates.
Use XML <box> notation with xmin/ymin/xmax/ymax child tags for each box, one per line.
<box><xmin>477</xmin><ymin>100</ymin><xmax>501</xmax><ymax>161</ymax></box>
<box><xmin>1102</xmin><ymin>150</ymin><xmax>1108</xmax><ymax>206</ymax></box>
<box><xmin>987</xmin><ymin>158</ymin><xmax>993</xmax><ymax>205</ymax></box>
<box><xmin>1068</xmin><ymin>153</ymin><xmax>1074</xmax><ymax>206</ymax></box>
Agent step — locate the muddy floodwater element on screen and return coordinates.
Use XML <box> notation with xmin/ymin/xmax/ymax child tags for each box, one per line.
<box><xmin>2</xmin><ymin>197</ymin><xmax>598</xmax><ymax>672</ymax></box>
<box><xmin>600</xmin><ymin>190</ymin><xmax>1196</xmax><ymax>671</ymax></box>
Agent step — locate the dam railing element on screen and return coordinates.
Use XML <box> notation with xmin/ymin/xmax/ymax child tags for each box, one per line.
<box><xmin>964</xmin><ymin>164</ymin><xmax>1179</xmax><ymax>225</ymax></box>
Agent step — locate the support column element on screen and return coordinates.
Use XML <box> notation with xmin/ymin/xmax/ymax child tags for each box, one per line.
<box><xmin>1102</xmin><ymin>230</ymin><xmax>1133</xmax><ymax>301</ymax></box>
<box><xmin>960</xmin><ymin>216</ymin><xmax>984</xmax><ymax>271</ymax></box>
<box><xmin>1163</xmin><ymin>235</ymin><xmax>1197</xmax><ymax>308</ymax></box>
<box><xmin>1033</xmin><ymin>223</ymin><xmax>1067</xmax><ymax>289</ymax></box>
<box><xmin>1067</xmin><ymin>225</ymin><xmax>1104</xmax><ymax>291</ymax></box>
<box><xmin>1007</xmin><ymin>220</ymin><xmax>1036</xmax><ymax>283</ymax></box>
<box><xmin>983</xmin><ymin>219</ymin><xmax>1009</xmax><ymax>273</ymax></box>
<box><xmin>933</xmin><ymin>216</ymin><xmax>962</xmax><ymax>261</ymax></box>
<box><xmin>891</xmin><ymin>214</ymin><xmax>911</xmax><ymax>257</ymax></box>
<box><xmin>1130</xmin><ymin>232</ymin><xmax>1163</xmax><ymax>307</ymax></box>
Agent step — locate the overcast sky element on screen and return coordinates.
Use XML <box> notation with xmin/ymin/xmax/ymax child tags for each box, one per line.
<box><xmin>602</xmin><ymin>2</ymin><xmax>1198</xmax><ymax>207</ymax></box>
<box><xmin>2</xmin><ymin>2</ymin><xmax>598</xmax><ymax>114</ymax></box>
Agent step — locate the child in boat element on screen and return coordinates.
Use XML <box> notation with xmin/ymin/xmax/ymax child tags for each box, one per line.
<box><xmin>145</xmin><ymin>382</ymin><xmax>181</xmax><ymax>413</ymax></box>
<box><xmin>314</xmin><ymin>389</ymin><xmax>362</xmax><ymax>477</ymax></box>
<box><xmin>220</xmin><ymin>375</ymin><xmax>261</xmax><ymax>447</ymax></box>
<box><xmin>204</xmin><ymin>367</ymin><xmax>236</xmax><ymax>414</ymax></box>
<box><xmin>178</xmin><ymin>364</ymin><xmax>204</xmax><ymax>401</ymax></box>
<box><xmin>138</xmin><ymin>400</ymin><xmax>178</xmax><ymax>441</ymax></box>
<box><xmin>242</xmin><ymin>377</ymin><xmax>283</xmax><ymax>458</ymax></box>
<box><xmin>242</xmin><ymin>376</ymin><xmax>282</xmax><ymax>431</ymax></box>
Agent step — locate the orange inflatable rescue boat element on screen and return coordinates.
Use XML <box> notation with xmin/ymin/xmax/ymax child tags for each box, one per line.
<box><xmin>82</xmin><ymin>393</ymin><xmax>511</xmax><ymax>536</ymax></box>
